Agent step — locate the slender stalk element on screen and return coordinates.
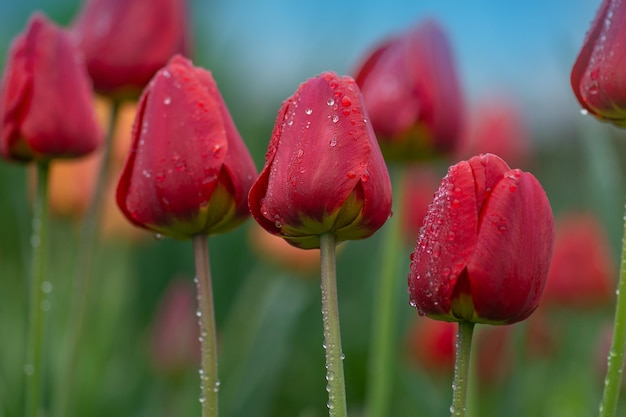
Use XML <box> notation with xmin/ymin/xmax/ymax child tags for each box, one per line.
<box><xmin>451</xmin><ymin>320</ymin><xmax>475</xmax><ymax>417</ymax></box>
<box><xmin>365</xmin><ymin>166</ymin><xmax>403</xmax><ymax>417</ymax></box>
<box><xmin>25</xmin><ymin>161</ymin><xmax>51</xmax><ymax>417</ymax></box>
<box><xmin>55</xmin><ymin>98</ymin><xmax>121</xmax><ymax>417</ymax></box>
<box><xmin>193</xmin><ymin>235</ymin><xmax>219</xmax><ymax>417</ymax></box>
<box><xmin>319</xmin><ymin>233</ymin><xmax>347</xmax><ymax>417</ymax></box>
<box><xmin>599</xmin><ymin>200</ymin><xmax>626</xmax><ymax>417</ymax></box>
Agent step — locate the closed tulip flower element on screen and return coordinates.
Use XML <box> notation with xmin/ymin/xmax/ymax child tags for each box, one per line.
<box><xmin>543</xmin><ymin>213</ymin><xmax>615</xmax><ymax>309</ymax></box>
<box><xmin>408</xmin><ymin>153</ymin><xmax>554</xmax><ymax>324</ymax></box>
<box><xmin>116</xmin><ymin>55</ymin><xmax>257</xmax><ymax>239</ymax></box>
<box><xmin>354</xmin><ymin>19</ymin><xmax>463</xmax><ymax>161</ymax></box>
<box><xmin>249</xmin><ymin>71</ymin><xmax>392</xmax><ymax>249</ymax></box>
<box><xmin>0</xmin><ymin>13</ymin><xmax>102</xmax><ymax>162</ymax></box>
<box><xmin>456</xmin><ymin>97</ymin><xmax>530</xmax><ymax>168</ymax></box>
<box><xmin>72</xmin><ymin>0</ymin><xmax>191</xmax><ymax>98</ymax></box>
<box><xmin>571</xmin><ymin>0</ymin><xmax>626</xmax><ymax>126</ymax></box>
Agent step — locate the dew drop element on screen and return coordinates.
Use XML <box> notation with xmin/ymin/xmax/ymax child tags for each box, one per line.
<box><xmin>24</xmin><ymin>364</ymin><xmax>34</xmax><ymax>376</ymax></box>
<box><xmin>580</xmin><ymin>108</ymin><xmax>589</xmax><ymax>115</ymax></box>
<box><xmin>163</xmin><ymin>96</ymin><xmax>172</xmax><ymax>105</ymax></box>
<box><xmin>305</xmin><ymin>108</ymin><xmax>313</xmax><ymax>115</ymax></box>
<box><xmin>332</xmin><ymin>114</ymin><xmax>339</xmax><ymax>123</ymax></box>
<box><xmin>346</xmin><ymin>171</ymin><xmax>356</xmax><ymax>179</ymax></box>
<box><xmin>327</xmin><ymin>98</ymin><xmax>335</xmax><ymax>106</ymax></box>
<box><xmin>41</xmin><ymin>281</ymin><xmax>53</xmax><ymax>294</ymax></box>
<box><xmin>142</xmin><ymin>169</ymin><xmax>151</xmax><ymax>178</ymax></box>
<box><xmin>329</xmin><ymin>137</ymin><xmax>338</xmax><ymax>147</ymax></box>
<box><xmin>154</xmin><ymin>233</ymin><xmax>163</xmax><ymax>240</ymax></box>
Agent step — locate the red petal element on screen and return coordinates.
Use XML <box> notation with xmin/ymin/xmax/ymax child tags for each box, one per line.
<box><xmin>468</xmin><ymin>170</ymin><xmax>554</xmax><ymax>323</ymax></box>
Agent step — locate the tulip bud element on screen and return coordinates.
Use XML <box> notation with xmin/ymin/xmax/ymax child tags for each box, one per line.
<box><xmin>543</xmin><ymin>212</ymin><xmax>615</xmax><ymax>309</ymax></box>
<box><xmin>248</xmin><ymin>72</ymin><xmax>392</xmax><ymax>249</ymax></box>
<box><xmin>408</xmin><ymin>153</ymin><xmax>554</xmax><ymax>325</ymax></box>
<box><xmin>456</xmin><ymin>97</ymin><xmax>530</xmax><ymax>168</ymax></box>
<box><xmin>0</xmin><ymin>13</ymin><xmax>102</xmax><ymax>162</ymax></box>
<box><xmin>353</xmin><ymin>19</ymin><xmax>464</xmax><ymax>161</ymax></box>
<box><xmin>571</xmin><ymin>0</ymin><xmax>626</xmax><ymax>126</ymax></box>
<box><xmin>150</xmin><ymin>278</ymin><xmax>201</xmax><ymax>376</ymax></box>
<box><xmin>116</xmin><ymin>55</ymin><xmax>257</xmax><ymax>239</ymax></box>
<box><xmin>400</xmin><ymin>166</ymin><xmax>441</xmax><ymax>245</ymax></box>
<box><xmin>72</xmin><ymin>0</ymin><xmax>191</xmax><ymax>99</ymax></box>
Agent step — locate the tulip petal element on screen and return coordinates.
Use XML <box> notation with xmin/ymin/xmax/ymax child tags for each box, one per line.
<box><xmin>467</xmin><ymin>170</ymin><xmax>554</xmax><ymax>324</ymax></box>
<box><xmin>409</xmin><ymin>160</ymin><xmax>478</xmax><ymax>318</ymax></box>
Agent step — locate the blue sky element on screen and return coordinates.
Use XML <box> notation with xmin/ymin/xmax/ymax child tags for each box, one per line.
<box><xmin>0</xmin><ymin>0</ymin><xmax>603</xmax><ymax>133</ymax></box>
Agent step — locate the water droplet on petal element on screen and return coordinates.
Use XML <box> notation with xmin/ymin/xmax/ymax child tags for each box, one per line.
<box><xmin>163</xmin><ymin>96</ymin><xmax>171</xmax><ymax>105</ymax></box>
<box><xmin>305</xmin><ymin>108</ymin><xmax>313</xmax><ymax>115</ymax></box>
<box><xmin>327</xmin><ymin>98</ymin><xmax>335</xmax><ymax>106</ymax></box>
<box><xmin>346</xmin><ymin>171</ymin><xmax>356</xmax><ymax>179</ymax></box>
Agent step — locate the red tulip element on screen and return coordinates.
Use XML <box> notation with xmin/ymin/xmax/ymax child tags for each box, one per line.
<box><xmin>408</xmin><ymin>153</ymin><xmax>554</xmax><ymax>324</ymax></box>
<box><xmin>0</xmin><ymin>13</ymin><xmax>102</xmax><ymax>162</ymax></box>
<box><xmin>400</xmin><ymin>166</ymin><xmax>441</xmax><ymax>245</ymax></box>
<box><xmin>407</xmin><ymin>318</ymin><xmax>513</xmax><ymax>384</ymax></box>
<box><xmin>72</xmin><ymin>0</ymin><xmax>191</xmax><ymax>99</ymax></box>
<box><xmin>543</xmin><ymin>213</ymin><xmax>615</xmax><ymax>309</ymax></box>
<box><xmin>116</xmin><ymin>55</ymin><xmax>257</xmax><ymax>239</ymax></box>
<box><xmin>354</xmin><ymin>19</ymin><xmax>464</xmax><ymax>161</ymax></box>
<box><xmin>248</xmin><ymin>72</ymin><xmax>392</xmax><ymax>249</ymax></box>
<box><xmin>571</xmin><ymin>0</ymin><xmax>626</xmax><ymax>126</ymax></box>
<box><xmin>456</xmin><ymin>97</ymin><xmax>530</xmax><ymax>168</ymax></box>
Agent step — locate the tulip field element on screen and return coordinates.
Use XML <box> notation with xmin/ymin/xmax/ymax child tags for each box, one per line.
<box><xmin>2</xmin><ymin>1</ymin><xmax>626</xmax><ymax>417</ymax></box>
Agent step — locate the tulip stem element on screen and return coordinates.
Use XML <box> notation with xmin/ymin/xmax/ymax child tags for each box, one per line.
<box><xmin>25</xmin><ymin>161</ymin><xmax>50</xmax><ymax>417</ymax></box>
<box><xmin>451</xmin><ymin>320</ymin><xmax>475</xmax><ymax>417</ymax></box>
<box><xmin>319</xmin><ymin>233</ymin><xmax>348</xmax><ymax>417</ymax></box>
<box><xmin>599</xmin><ymin>201</ymin><xmax>626</xmax><ymax>417</ymax></box>
<box><xmin>193</xmin><ymin>235</ymin><xmax>219</xmax><ymax>417</ymax></box>
<box><xmin>55</xmin><ymin>98</ymin><xmax>121</xmax><ymax>417</ymax></box>
<box><xmin>365</xmin><ymin>166</ymin><xmax>404</xmax><ymax>417</ymax></box>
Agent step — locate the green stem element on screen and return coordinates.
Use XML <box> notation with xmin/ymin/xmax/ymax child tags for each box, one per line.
<box><xmin>25</xmin><ymin>161</ymin><xmax>50</xmax><ymax>417</ymax></box>
<box><xmin>365</xmin><ymin>166</ymin><xmax>404</xmax><ymax>417</ymax></box>
<box><xmin>319</xmin><ymin>233</ymin><xmax>347</xmax><ymax>417</ymax></box>
<box><xmin>55</xmin><ymin>99</ymin><xmax>121</xmax><ymax>417</ymax></box>
<box><xmin>599</xmin><ymin>200</ymin><xmax>626</xmax><ymax>417</ymax></box>
<box><xmin>451</xmin><ymin>321</ymin><xmax>475</xmax><ymax>417</ymax></box>
<box><xmin>193</xmin><ymin>235</ymin><xmax>219</xmax><ymax>417</ymax></box>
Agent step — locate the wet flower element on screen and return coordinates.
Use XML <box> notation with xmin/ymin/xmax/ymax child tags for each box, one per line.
<box><xmin>408</xmin><ymin>153</ymin><xmax>554</xmax><ymax>325</ymax></box>
<box><xmin>0</xmin><ymin>13</ymin><xmax>102</xmax><ymax>162</ymax></box>
<box><xmin>248</xmin><ymin>71</ymin><xmax>392</xmax><ymax>249</ymax></box>
<box><xmin>72</xmin><ymin>0</ymin><xmax>191</xmax><ymax>99</ymax></box>
<box><xmin>353</xmin><ymin>19</ymin><xmax>464</xmax><ymax>161</ymax></box>
<box><xmin>543</xmin><ymin>212</ymin><xmax>615</xmax><ymax>309</ymax></box>
<box><xmin>116</xmin><ymin>55</ymin><xmax>257</xmax><ymax>239</ymax></box>
<box><xmin>571</xmin><ymin>0</ymin><xmax>626</xmax><ymax>126</ymax></box>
